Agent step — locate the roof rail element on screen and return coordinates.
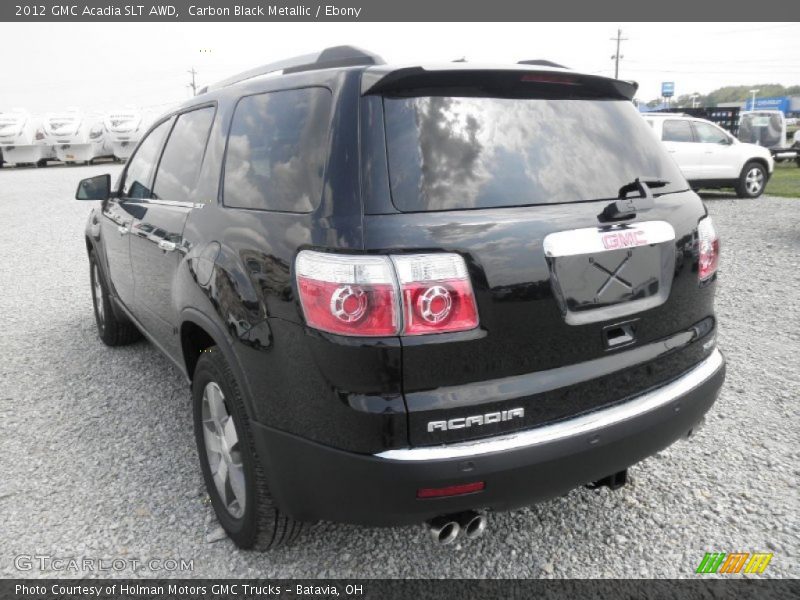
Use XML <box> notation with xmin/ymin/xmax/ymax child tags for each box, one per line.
<box><xmin>199</xmin><ymin>46</ymin><xmax>385</xmax><ymax>94</ymax></box>
<box><xmin>518</xmin><ymin>59</ymin><xmax>568</xmax><ymax>69</ymax></box>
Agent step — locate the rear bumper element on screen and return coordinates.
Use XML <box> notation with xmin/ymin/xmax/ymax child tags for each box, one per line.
<box><xmin>253</xmin><ymin>349</ymin><xmax>725</xmax><ymax>526</ymax></box>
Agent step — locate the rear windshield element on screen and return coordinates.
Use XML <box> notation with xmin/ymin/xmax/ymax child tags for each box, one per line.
<box><xmin>383</xmin><ymin>96</ymin><xmax>686</xmax><ymax>212</ymax></box>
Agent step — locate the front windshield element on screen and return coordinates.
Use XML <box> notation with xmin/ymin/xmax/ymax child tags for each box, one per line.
<box><xmin>107</xmin><ymin>115</ymin><xmax>141</xmax><ymax>131</ymax></box>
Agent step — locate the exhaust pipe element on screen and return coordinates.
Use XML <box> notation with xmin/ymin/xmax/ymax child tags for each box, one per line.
<box><xmin>426</xmin><ymin>516</ymin><xmax>460</xmax><ymax>545</ymax></box>
<box><xmin>457</xmin><ymin>510</ymin><xmax>487</xmax><ymax>540</ymax></box>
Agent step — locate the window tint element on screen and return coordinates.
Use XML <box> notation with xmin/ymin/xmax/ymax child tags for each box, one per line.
<box><xmin>693</xmin><ymin>121</ymin><xmax>728</xmax><ymax>144</ymax></box>
<box><xmin>223</xmin><ymin>88</ymin><xmax>332</xmax><ymax>212</ymax></box>
<box><xmin>383</xmin><ymin>97</ymin><xmax>686</xmax><ymax>212</ymax></box>
<box><xmin>153</xmin><ymin>107</ymin><xmax>215</xmax><ymax>203</ymax></box>
<box><xmin>122</xmin><ymin>119</ymin><xmax>171</xmax><ymax>199</ymax></box>
<box><xmin>662</xmin><ymin>119</ymin><xmax>694</xmax><ymax>143</ymax></box>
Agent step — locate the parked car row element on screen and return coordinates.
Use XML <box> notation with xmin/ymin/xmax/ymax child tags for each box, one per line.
<box><xmin>0</xmin><ymin>107</ymin><xmax>152</xmax><ymax>167</ymax></box>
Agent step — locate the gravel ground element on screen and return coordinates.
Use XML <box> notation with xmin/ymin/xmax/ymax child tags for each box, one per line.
<box><xmin>0</xmin><ymin>164</ymin><xmax>797</xmax><ymax>579</ymax></box>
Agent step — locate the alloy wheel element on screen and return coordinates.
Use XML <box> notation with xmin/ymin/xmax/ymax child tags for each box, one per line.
<box><xmin>92</xmin><ymin>263</ymin><xmax>104</xmax><ymax>327</ymax></box>
<box><xmin>745</xmin><ymin>167</ymin><xmax>764</xmax><ymax>195</ymax></box>
<box><xmin>201</xmin><ymin>381</ymin><xmax>246</xmax><ymax>518</ymax></box>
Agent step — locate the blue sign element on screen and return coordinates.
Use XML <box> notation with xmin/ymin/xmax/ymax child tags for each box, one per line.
<box><xmin>745</xmin><ymin>96</ymin><xmax>791</xmax><ymax>114</ymax></box>
<box><xmin>661</xmin><ymin>81</ymin><xmax>675</xmax><ymax>98</ymax></box>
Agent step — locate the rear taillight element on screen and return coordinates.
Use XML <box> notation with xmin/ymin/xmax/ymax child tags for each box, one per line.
<box><xmin>295</xmin><ymin>250</ymin><xmax>479</xmax><ymax>337</ymax></box>
<box><xmin>295</xmin><ymin>252</ymin><xmax>398</xmax><ymax>336</ymax></box>
<box><xmin>697</xmin><ymin>217</ymin><xmax>720</xmax><ymax>281</ymax></box>
<box><xmin>393</xmin><ymin>254</ymin><xmax>479</xmax><ymax>335</ymax></box>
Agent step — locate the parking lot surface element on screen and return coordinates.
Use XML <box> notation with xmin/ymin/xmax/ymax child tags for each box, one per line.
<box><xmin>0</xmin><ymin>165</ymin><xmax>797</xmax><ymax>578</ymax></box>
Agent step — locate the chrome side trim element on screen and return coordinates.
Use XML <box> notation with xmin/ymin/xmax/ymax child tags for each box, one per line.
<box><xmin>376</xmin><ymin>349</ymin><xmax>723</xmax><ymax>462</ymax></box>
<box><xmin>543</xmin><ymin>221</ymin><xmax>675</xmax><ymax>258</ymax></box>
<box><xmin>138</xmin><ymin>199</ymin><xmax>203</xmax><ymax>209</ymax></box>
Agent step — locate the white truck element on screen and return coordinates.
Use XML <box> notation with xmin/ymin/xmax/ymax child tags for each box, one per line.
<box><xmin>738</xmin><ymin>110</ymin><xmax>800</xmax><ymax>167</ymax></box>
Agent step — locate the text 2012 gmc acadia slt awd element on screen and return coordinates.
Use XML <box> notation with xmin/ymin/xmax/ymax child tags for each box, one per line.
<box><xmin>75</xmin><ymin>46</ymin><xmax>726</xmax><ymax>549</ymax></box>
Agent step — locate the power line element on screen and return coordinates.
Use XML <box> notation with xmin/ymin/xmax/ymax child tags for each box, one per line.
<box><xmin>610</xmin><ymin>28</ymin><xmax>628</xmax><ymax>80</ymax></box>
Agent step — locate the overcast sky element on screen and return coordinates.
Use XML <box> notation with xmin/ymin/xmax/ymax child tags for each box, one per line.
<box><xmin>1</xmin><ymin>22</ymin><xmax>798</xmax><ymax>115</ymax></box>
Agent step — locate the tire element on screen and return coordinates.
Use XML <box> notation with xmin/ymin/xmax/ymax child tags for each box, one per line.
<box><xmin>193</xmin><ymin>348</ymin><xmax>303</xmax><ymax>550</ymax></box>
<box><xmin>735</xmin><ymin>161</ymin><xmax>767</xmax><ymax>198</ymax></box>
<box><xmin>89</xmin><ymin>251</ymin><xmax>142</xmax><ymax>346</ymax></box>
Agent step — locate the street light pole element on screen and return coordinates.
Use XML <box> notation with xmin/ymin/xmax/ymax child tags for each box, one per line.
<box><xmin>749</xmin><ymin>89</ymin><xmax>759</xmax><ymax>111</ymax></box>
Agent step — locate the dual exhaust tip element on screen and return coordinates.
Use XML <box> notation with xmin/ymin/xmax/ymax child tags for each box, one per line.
<box><xmin>427</xmin><ymin>511</ymin><xmax>487</xmax><ymax>545</ymax></box>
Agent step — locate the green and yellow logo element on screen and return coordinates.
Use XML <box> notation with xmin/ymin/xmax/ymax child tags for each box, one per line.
<box><xmin>696</xmin><ymin>552</ymin><xmax>773</xmax><ymax>574</ymax></box>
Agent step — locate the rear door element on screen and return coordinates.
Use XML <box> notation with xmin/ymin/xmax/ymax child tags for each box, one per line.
<box><xmin>102</xmin><ymin>119</ymin><xmax>172</xmax><ymax>305</ymax></box>
<box><xmin>660</xmin><ymin>118</ymin><xmax>705</xmax><ymax>180</ymax></box>
<box><xmin>129</xmin><ymin>105</ymin><xmax>216</xmax><ymax>358</ymax></box>
<box><xmin>362</xmin><ymin>86</ymin><xmax>716</xmax><ymax>447</ymax></box>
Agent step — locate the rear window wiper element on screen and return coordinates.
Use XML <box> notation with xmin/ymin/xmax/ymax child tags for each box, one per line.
<box><xmin>600</xmin><ymin>177</ymin><xmax>669</xmax><ymax>221</ymax></box>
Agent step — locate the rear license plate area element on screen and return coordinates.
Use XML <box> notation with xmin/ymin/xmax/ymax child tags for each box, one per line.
<box><xmin>544</xmin><ymin>222</ymin><xmax>676</xmax><ymax>325</ymax></box>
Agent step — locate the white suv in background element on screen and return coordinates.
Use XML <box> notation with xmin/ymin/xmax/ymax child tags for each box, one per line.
<box><xmin>643</xmin><ymin>114</ymin><xmax>774</xmax><ymax>198</ymax></box>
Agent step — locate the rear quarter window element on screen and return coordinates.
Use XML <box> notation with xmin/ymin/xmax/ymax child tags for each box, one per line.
<box><xmin>383</xmin><ymin>96</ymin><xmax>686</xmax><ymax>212</ymax></box>
<box><xmin>222</xmin><ymin>87</ymin><xmax>332</xmax><ymax>213</ymax></box>
<box><xmin>662</xmin><ymin>119</ymin><xmax>694</xmax><ymax>143</ymax></box>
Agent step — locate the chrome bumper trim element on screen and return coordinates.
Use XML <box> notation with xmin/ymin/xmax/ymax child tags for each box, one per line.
<box><xmin>376</xmin><ymin>349</ymin><xmax>723</xmax><ymax>462</ymax></box>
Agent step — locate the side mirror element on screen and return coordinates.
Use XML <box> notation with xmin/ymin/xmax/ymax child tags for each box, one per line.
<box><xmin>76</xmin><ymin>174</ymin><xmax>111</xmax><ymax>201</ymax></box>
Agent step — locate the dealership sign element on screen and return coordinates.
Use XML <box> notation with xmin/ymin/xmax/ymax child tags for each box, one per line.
<box><xmin>745</xmin><ymin>96</ymin><xmax>791</xmax><ymax>114</ymax></box>
<box><xmin>661</xmin><ymin>82</ymin><xmax>675</xmax><ymax>98</ymax></box>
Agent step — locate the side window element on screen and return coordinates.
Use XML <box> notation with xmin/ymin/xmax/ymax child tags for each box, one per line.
<box><xmin>152</xmin><ymin>107</ymin><xmax>216</xmax><ymax>203</ymax></box>
<box><xmin>121</xmin><ymin>119</ymin><xmax>172</xmax><ymax>199</ymax></box>
<box><xmin>223</xmin><ymin>87</ymin><xmax>332</xmax><ymax>212</ymax></box>
<box><xmin>662</xmin><ymin>119</ymin><xmax>694</xmax><ymax>143</ymax></box>
<box><xmin>693</xmin><ymin>122</ymin><xmax>729</xmax><ymax>144</ymax></box>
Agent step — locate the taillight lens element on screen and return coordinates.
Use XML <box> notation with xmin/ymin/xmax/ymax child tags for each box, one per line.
<box><xmin>295</xmin><ymin>251</ymin><xmax>479</xmax><ymax>337</ymax></box>
<box><xmin>697</xmin><ymin>217</ymin><xmax>720</xmax><ymax>281</ymax></box>
<box><xmin>393</xmin><ymin>254</ymin><xmax>479</xmax><ymax>335</ymax></box>
<box><xmin>295</xmin><ymin>251</ymin><xmax>399</xmax><ymax>336</ymax></box>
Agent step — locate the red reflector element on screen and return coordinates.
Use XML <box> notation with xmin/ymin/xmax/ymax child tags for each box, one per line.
<box><xmin>417</xmin><ymin>481</ymin><xmax>485</xmax><ymax>499</ymax></box>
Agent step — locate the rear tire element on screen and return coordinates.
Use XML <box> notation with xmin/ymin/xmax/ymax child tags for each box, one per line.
<box><xmin>89</xmin><ymin>251</ymin><xmax>141</xmax><ymax>346</ymax></box>
<box><xmin>735</xmin><ymin>161</ymin><xmax>767</xmax><ymax>198</ymax></box>
<box><xmin>193</xmin><ymin>348</ymin><xmax>303</xmax><ymax>550</ymax></box>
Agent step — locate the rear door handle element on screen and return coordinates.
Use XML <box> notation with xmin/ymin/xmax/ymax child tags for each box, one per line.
<box><xmin>158</xmin><ymin>240</ymin><xmax>177</xmax><ymax>252</ymax></box>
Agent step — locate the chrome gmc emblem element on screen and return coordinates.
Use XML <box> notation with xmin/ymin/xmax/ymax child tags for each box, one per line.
<box><xmin>427</xmin><ymin>408</ymin><xmax>525</xmax><ymax>432</ymax></box>
<box><xmin>601</xmin><ymin>230</ymin><xmax>647</xmax><ymax>250</ymax></box>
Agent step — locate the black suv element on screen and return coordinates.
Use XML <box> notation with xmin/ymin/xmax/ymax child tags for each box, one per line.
<box><xmin>76</xmin><ymin>46</ymin><xmax>726</xmax><ymax>549</ymax></box>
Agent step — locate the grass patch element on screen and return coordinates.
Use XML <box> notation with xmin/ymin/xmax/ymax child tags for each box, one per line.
<box><xmin>766</xmin><ymin>161</ymin><xmax>800</xmax><ymax>198</ymax></box>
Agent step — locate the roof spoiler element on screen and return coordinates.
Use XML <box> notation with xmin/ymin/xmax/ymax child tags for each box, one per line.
<box><xmin>199</xmin><ymin>46</ymin><xmax>385</xmax><ymax>94</ymax></box>
<box><xmin>361</xmin><ymin>67</ymin><xmax>638</xmax><ymax>100</ymax></box>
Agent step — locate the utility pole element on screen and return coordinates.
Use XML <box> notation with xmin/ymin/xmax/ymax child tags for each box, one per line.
<box><xmin>187</xmin><ymin>67</ymin><xmax>198</xmax><ymax>96</ymax></box>
<box><xmin>610</xmin><ymin>28</ymin><xmax>627</xmax><ymax>79</ymax></box>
